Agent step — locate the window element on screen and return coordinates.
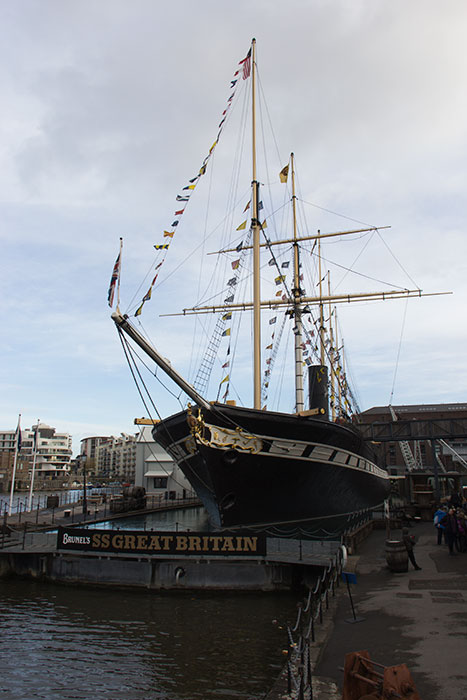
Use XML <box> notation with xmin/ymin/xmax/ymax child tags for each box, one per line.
<box><xmin>153</xmin><ymin>477</ymin><xmax>168</xmax><ymax>489</ymax></box>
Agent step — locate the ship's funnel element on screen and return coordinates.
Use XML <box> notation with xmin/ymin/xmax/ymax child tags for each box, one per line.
<box><xmin>308</xmin><ymin>365</ymin><xmax>329</xmax><ymax>419</ymax></box>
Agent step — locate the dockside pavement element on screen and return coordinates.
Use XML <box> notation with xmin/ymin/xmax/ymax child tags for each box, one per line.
<box><xmin>2</xmin><ymin>500</ymin><xmax>114</xmax><ymax>537</ymax></box>
<box><xmin>313</xmin><ymin>520</ymin><xmax>467</xmax><ymax>699</ymax></box>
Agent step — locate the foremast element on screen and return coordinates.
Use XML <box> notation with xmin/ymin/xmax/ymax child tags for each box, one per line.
<box><xmin>251</xmin><ymin>38</ymin><xmax>261</xmax><ymax>410</ymax></box>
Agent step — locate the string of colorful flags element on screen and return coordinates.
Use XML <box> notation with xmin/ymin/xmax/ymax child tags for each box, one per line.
<box><xmin>132</xmin><ymin>47</ymin><xmax>252</xmax><ymax>318</ymax></box>
<box><xmin>217</xmin><ymin>227</ymin><xmax>253</xmax><ymax>401</ymax></box>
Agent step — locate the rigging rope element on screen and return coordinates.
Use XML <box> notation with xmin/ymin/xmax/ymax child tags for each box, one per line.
<box><xmin>389</xmin><ymin>294</ymin><xmax>410</xmax><ymax>405</ymax></box>
<box><xmin>117</xmin><ymin>329</ymin><xmax>198</xmax><ymax>491</ymax></box>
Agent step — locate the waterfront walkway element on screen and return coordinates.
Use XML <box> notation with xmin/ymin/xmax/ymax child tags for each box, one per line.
<box><xmin>312</xmin><ymin>521</ymin><xmax>467</xmax><ymax>699</ymax></box>
<box><xmin>1</xmin><ymin>496</ymin><xmax>201</xmax><ymax>544</ymax></box>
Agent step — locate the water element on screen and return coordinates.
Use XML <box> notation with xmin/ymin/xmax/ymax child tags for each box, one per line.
<box><xmin>0</xmin><ymin>579</ymin><xmax>297</xmax><ymax>699</ymax></box>
<box><xmin>86</xmin><ymin>506</ymin><xmax>211</xmax><ymax>531</ymax></box>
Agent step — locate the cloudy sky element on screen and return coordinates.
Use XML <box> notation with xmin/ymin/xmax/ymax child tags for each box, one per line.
<box><xmin>1</xmin><ymin>0</ymin><xmax>466</xmax><ymax>455</ymax></box>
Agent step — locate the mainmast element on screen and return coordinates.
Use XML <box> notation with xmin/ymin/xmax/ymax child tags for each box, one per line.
<box><xmin>291</xmin><ymin>153</ymin><xmax>304</xmax><ymax>413</ymax></box>
<box><xmin>251</xmin><ymin>38</ymin><xmax>261</xmax><ymax>410</ymax></box>
<box><xmin>334</xmin><ymin>307</ymin><xmax>343</xmax><ymax>416</ymax></box>
<box><xmin>328</xmin><ymin>275</ymin><xmax>336</xmax><ymax>421</ymax></box>
<box><xmin>317</xmin><ymin>232</ymin><xmax>326</xmax><ymax>366</ymax></box>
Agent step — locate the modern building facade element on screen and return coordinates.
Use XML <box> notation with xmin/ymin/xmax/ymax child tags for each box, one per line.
<box><xmin>80</xmin><ymin>434</ymin><xmax>137</xmax><ymax>483</ymax></box>
<box><xmin>0</xmin><ymin>423</ymin><xmax>72</xmax><ymax>491</ymax></box>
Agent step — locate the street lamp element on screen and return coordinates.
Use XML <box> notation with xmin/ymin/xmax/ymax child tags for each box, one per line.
<box><xmin>82</xmin><ymin>461</ymin><xmax>87</xmax><ymax>516</ymax></box>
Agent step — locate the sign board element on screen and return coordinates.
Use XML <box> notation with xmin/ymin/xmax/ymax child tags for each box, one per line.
<box><xmin>56</xmin><ymin>527</ymin><xmax>266</xmax><ymax>557</ymax></box>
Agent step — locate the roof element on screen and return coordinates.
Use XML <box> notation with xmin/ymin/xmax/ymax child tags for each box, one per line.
<box><xmin>145</xmin><ymin>454</ymin><xmax>173</xmax><ymax>464</ymax></box>
<box><xmin>144</xmin><ymin>469</ymin><xmax>172</xmax><ymax>477</ymax></box>
<box><xmin>360</xmin><ymin>403</ymin><xmax>467</xmax><ymax>415</ymax></box>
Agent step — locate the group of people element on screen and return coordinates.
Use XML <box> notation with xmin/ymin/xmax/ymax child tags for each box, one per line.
<box><xmin>433</xmin><ymin>498</ymin><xmax>467</xmax><ymax>555</ymax></box>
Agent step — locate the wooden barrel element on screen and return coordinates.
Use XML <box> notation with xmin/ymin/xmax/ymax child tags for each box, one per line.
<box><xmin>385</xmin><ymin>540</ymin><xmax>408</xmax><ymax>572</ymax></box>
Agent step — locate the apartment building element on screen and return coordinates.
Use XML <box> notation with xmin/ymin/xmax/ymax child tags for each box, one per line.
<box><xmin>80</xmin><ymin>433</ymin><xmax>137</xmax><ymax>483</ymax></box>
<box><xmin>0</xmin><ymin>423</ymin><xmax>72</xmax><ymax>491</ymax></box>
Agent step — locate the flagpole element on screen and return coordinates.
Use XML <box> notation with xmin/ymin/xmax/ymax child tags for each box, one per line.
<box><xmin>8</xmin><ymin>414</ymin><xmax>21</xmax><ymax>517</ymax></box>
<box><xmin>27</xmin><ymin>420</ymin><xmax>40</xmax><ymax>512</ymax></box>
<box><xmin>116</xmin><ymin>237</ymin><xmax>123</xmax><ymax>311</ymax></box>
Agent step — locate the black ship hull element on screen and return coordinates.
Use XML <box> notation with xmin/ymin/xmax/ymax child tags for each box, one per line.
<box><xmin>153</xmin><ymin>402</ymin><xmax>390</xmax><ymax>538</ymax></box>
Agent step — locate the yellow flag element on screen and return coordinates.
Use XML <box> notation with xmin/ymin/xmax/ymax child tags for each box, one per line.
<box><xmin>236</xmin><ymin>220</ymin><xmax>247</xmax><ymax>230</ymax></box>
<box><xmin>220</xmin><ymin>374</ymin><xmax>230</xmax><ymax>384</ymax></box>
<box><xmin>163</xmin><ymin>231</ymin><xmax>174</xmax><ymax>238</ymax></box>
<box><xmin>279</xmin><ymin>165</ymin><xmax>289</xmax><ymax>183</ymax></box>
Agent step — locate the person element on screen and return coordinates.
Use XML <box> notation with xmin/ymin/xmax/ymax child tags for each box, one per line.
<box><xmin>433</xmin><ymin>505</ymin><xmax>447</xmax><ymax>545</ymax></box>
<box><xmin>402</xmin><ymin>527</ymin><xmax>421</xmax><ymax>570</ymax></box>
<box><xmin>440</xmin><ymin>507</ymin><xmax>459</xmax><ymax>555</ymax></box>
<box><xmin>456</xmin><ymin>511</ymin><xmax>467</xmax><ymax>553</ymax></box>
<box><xmin>449</xmin><ymin>491</ymin><xmax>462</xmax><ymax>509</ymax></box>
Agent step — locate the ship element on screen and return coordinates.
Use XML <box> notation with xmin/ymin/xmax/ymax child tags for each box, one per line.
<box><xmin>110</xmin><ymin>40</ymin><xmax>445</xmax><ymax>537</ymax></box>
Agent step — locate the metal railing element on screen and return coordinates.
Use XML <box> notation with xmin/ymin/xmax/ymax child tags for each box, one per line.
<box><xmin>283</xmin><ymin>546</ymin><xmax>346</xmax><ymax>699</ymax></box>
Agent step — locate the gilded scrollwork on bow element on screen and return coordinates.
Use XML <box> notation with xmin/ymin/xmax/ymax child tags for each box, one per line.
<box><xmin>198</xmin><ymin>423</ymin><xmax>262</xmax><ymax>453</ymax></box>
<box><xmin>186</xmin><ymin>404</ymin><xmax>262</xmax><ymax>453</ymax></box>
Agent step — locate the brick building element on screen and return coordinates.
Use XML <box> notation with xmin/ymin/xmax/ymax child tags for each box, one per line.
<box><xmin>358</xmin><ymin>403</ymin><xmax>467</xmax><ymax>473</ymax></box>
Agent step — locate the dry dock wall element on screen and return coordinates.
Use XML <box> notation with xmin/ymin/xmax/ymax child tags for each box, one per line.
<box><xmin>0</xmin><ymin>550</ymin><xmax>312</xmax><ymax>591</ymax></box>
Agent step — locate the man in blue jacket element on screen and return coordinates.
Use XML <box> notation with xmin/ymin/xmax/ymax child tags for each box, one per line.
<box><xmin>433</xmin><ymin>505</ymin><xmax>447</xmax><ymax>545</ymax></box>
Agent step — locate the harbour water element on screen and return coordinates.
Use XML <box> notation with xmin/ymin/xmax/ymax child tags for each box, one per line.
<box><xmin>0</xmin><ymin>578</ymin><xmax>297</xmax><ymax>699</ymax></box>
<box><xmin>85</xmin><ymin>505</ymin><xmax>211</xmax><ymax>531</ymax></box>
<box><xmin>1</xmin><ymin>498</ymin><xmax>303</xmax><ymax>698</ymax></box>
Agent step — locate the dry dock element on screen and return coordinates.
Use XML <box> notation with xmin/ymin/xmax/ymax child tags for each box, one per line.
<box><xmin>0</xmin><ymin>502</ymin><xmax>343</xmax><ymax>591</ymax></box>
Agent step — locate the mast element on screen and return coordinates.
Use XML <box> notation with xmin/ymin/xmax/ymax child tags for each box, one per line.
<box><xmin>334</xmin><ymin>307</ymin><xmax>343</xmax><ymax>416</ymax></box>
<box><xmin>27</xmin><ymin>420</ymin><xmax>40</xmax><ymax>512</ymax></box>
<box><xmin>8</xmin><ymin>414</ymin><xmax>21</xmax><ymax>517</ymax></box>
<box><xmin>341</xmin><ymin>340</ymin><xmax>350</xmax><ymax>415</ymax></box>
<box><xmin>317</xmin><ymin>232</ymin><xmax>326</xmax><ymax>366</ymax></box>
<box><xmin>327</xmin><ymin>275</ymin><xmax>336</xmax><ymax>421</ymax></box>
<box><xmin>251</xmin><ymin>38</ymin><xmax>261</xmax><ymax>410</ymax></box>
<box><xmin>291</xmin><ymin>153</ymin><xmax>304</xmax><ymax>413</ymax></box>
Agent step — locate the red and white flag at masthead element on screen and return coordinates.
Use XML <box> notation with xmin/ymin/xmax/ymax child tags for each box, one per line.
<box><xmin>238</xmin><ymin>48</ymin><xmax>251</xmax><ymax>80</ymax></box>
<box><xmin>108</xmin><ymin>238</ymin><xmax>123</xmax><ymax>308</ymax></box>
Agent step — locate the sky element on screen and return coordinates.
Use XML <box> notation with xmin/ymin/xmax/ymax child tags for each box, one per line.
<box><xmin>1</xmin><ymin>0</ymin><xmax>466</xmax><ymax>456</ymax></box>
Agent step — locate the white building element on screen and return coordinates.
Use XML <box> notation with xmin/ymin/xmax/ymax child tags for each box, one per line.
<box><xmin>80</xmin><ymin>434</ymin><xmax>137</xmax><ymax>483</ymax></box>
<box><xmin>23</xmin><ymin>423</ymin><xmax>73</xmax><ymax>480</ymax></box>
<box><xmin>134</xmin><ymin>425</ymin><xmax>194</xmax><ymax>499</ymax></box>
<box><xmin>0</xmin><ymin>423</ymin><xmax>72</xmax><ymax>489</ymax></box>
